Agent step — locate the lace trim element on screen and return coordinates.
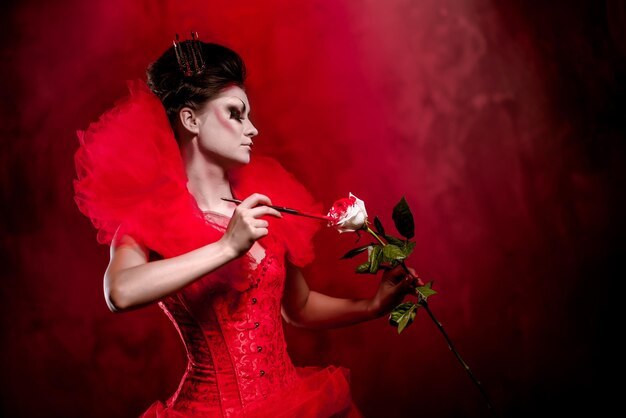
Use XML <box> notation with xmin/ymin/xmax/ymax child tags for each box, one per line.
<box><xmin>202</xmin><ymin>211</ymin><xmax>266</xmax><ymax>266</ymax></box>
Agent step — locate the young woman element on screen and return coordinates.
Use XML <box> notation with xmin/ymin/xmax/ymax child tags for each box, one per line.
<box><xmin>74</xmin><ymin>38</ymin><xmax>415</xmax><ymax>418</ymax></box>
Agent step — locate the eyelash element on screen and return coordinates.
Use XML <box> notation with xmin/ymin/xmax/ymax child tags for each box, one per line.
<box><xmin>229</xmin><ymin>108</ymin><xmax>244</xmax><ymax>122</ymax></box>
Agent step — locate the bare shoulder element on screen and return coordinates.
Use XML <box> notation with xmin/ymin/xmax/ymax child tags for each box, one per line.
<box><xmin>109</xmin><ymin>229</ymin><xmax>150</xmax><ymax>268</ymax></box>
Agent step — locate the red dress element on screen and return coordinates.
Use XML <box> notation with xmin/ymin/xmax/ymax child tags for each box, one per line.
<box><xmin>74</xmin><ymin>81</ymin><xmax>362</xmax><ymax>417</ymax></box>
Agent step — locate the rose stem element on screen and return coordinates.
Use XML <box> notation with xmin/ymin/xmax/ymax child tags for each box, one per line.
<box><xmin>365</xmin><ymin>222</ymin><xmax>496</xmax><ymax>413</ymax></box>
<box><xmin>397</xmin><ymin>260</ymin><xmax>498</xmax><ymax>416</ymax></box>
<box><xmin>364</xmin><ymin>221</ymin><xmax>497</xmax><ymax>414</ymax></box>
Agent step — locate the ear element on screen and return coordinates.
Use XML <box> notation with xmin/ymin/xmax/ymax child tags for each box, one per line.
<box><xmin>178</xmin><ymin>107</ymin><xmax>200</xmax><ymax>135</ymax></box>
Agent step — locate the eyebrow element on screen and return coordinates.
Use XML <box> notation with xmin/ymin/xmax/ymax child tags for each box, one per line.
<box><xmin>238</xmin><ymin>99</ymin><xmax>246</xmax><ymax>111</ymax></box>
<box><xmin>233</xmin><ymin>97</ymin><xmax>250</xmax><ymax>116</ymax></box>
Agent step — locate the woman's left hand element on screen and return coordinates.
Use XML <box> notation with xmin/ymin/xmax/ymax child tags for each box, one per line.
<box><xmin>368</xmin><ymin>264</ymin><xmax>422</xmax><ymax>318</ymax></box>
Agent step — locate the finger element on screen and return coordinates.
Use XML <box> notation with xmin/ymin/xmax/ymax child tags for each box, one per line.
<box><xmin>403</xmin><ymin>267</ymin><xmax>424</xmax><ymax>286</ymax></box>
<box><xmin>387</xmin><ymin>269</ymin><xmax>407</xmax><ymax>285</ymax></box>
<box><xmin>254</xmin><ymin>227</ymin><xmax>269</xmax><ymax>238</ymax></box>
<box><xmin>393</xmin><ymin>272</ymin><xmax>418</xmax><ymax>289</ymax></box>
<box><xmin>238</xmin><ymin>193</ymin><xmax>272</xmax><ymax>209</ymax></box>
<box><xmin>399</xmin><ymin>275</ymin><xmax>414</xmax><ymax>289</ymax></box>
<box><xmin>388</xmin><ymin>273</ymin><xmax>404</xmax><ymax>286</ymax></box>
<box><xmin>389</xmin><ymin>274</ymin><xmax>403</xmax><ymax>285</ymax></box>
<box><xmin>248</xmin><ymin>206</ymin><xmax>282</xmax><ymax>219</ymax></box>
<box><xmin>407</xmin><ymin>270</ymin><xmax>424</xmax><ymax>287</ymax></box>
<box><xmin>388</xmin><ymin>264</ymin><xmax>407</xmax><ymax>281</ymax></box>
<box><xmin>253</xmin><ymin>219</ymin><xmax>269</xmax><ymax>228</ymax></box>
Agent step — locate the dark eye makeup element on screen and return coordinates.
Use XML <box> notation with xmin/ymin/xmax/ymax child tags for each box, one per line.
<box><xmin>228</xmin><ymin>106</ymin><xmax>244</xmax><ymax>122</ymax></box>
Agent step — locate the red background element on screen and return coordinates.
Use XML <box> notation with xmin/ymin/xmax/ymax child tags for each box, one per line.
<box><xmin>1</xmin><ymin>1</ymin><xmax>624</xmax><ymax>417</ymax></box>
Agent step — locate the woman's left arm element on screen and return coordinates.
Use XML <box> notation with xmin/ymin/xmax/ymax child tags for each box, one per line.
<box><xmin>281</xmin><ymin>261</ymin><xmax>416</xmax><ymax>329</ymax></box>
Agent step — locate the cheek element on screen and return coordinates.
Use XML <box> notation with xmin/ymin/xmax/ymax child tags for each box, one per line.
<box><xmin>215</xmin><ymin>112</ymin><xmax>243</xmax><ymax>135</ymax></box>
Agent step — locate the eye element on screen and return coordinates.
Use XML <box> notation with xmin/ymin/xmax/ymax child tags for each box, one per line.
<box><xmin>229</xmin><ymin>107</ymin><xmax>244</xmax><ymax>122</ymax></box>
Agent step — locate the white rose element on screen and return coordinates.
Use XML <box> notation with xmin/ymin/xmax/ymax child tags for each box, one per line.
<box><xmin>327</xmin><ymin>192</ymin><xmax>368</xmax><ymax>233</ymax></box>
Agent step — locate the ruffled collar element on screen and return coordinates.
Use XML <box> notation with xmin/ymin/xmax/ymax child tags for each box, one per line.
<box><xmin>74</xmin><ymin>80</ymin><xmax>322</xmax><ymax>268</ymax></box>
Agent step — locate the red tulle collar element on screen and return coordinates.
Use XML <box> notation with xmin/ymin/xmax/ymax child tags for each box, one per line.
<box><xmin>74</xmin><ymin>80</ymin><xmax>322</xmax><ymax>268</ymax></box>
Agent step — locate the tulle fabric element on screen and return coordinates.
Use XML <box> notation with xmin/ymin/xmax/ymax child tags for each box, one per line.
<box><xmin>231</xmin><ymin>157</ymin><xmax>323</xmax><ymax>267</ymax></box>
<box><xmin>73</xmin><ymin>80</ymin><xmax>322</xmax><ymax>268</ymax></box>
<box><xmin>73</xmin><ymin>81</ymin><xmax>352</xmax><ymax>417</ymax></box>
<box><xmin>139</xmin><ymin>366</ymin><xmax>363</xmax><ymax>418</ymax></box>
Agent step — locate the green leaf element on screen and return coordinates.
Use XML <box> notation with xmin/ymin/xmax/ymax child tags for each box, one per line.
<box><xmin>392</xmin><ymin>197</ymin><xmax>415</xmax><ymax>239</ymax></box>
<box><xmin>368</xmin><ymin>245</ymin><xmax>383</xmax><ymax>273</ymax></box>
<box><xmin>389</xmin><ymin>302</ymin><xmax>419</xmax><ymax>334</ymax></box>
<box><xmin>341</xmin><ymin>244</ymin><xmax>373</xmax><ymax>259</ymax></box>
<box><xmin>384</xmin><ymin>234</ymin><xmax>405</xmax><ymax>247</ymax></box>
<box><xmin>398</xmin><ymin>304</ymin><xmax>417</xmax><ymax>334</ymax></box>
<box><xmin>416</xmin><ymin>281</ymin><xmax>437</xmax><ymax>299</ymax></box>
<box><xmin>382</xmin><ymin>244</ymin><xmax>407</xmax><ymax>261</ymax></box>
<box><xmin>373</xmin><ymin>216</ymin><xmax>385</xmax><ymax>236</ymax></box>
<box><xmin>356</xmin><ymin>262</ymin><xmax>370</xmax><ymax>274</ymax></box>
<box><xmin>404</xmin><ymin>240</ymin><xmax>416</xmax><ymax>257</ymax></box>
<box><xmin>388</xmin><ymin>302</ymin><xmax>414</xmax><ymax>326</ymax></box>
<box><xmin>388</xmin><ymin>259</ymin><xmax>400</xmax><ymax>268</ymax></box>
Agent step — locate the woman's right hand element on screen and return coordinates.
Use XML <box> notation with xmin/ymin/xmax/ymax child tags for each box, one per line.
<box><xmin>220</xmin><ymin>193</ymin><xmax>283</xmax><ymax>258</ymax></box>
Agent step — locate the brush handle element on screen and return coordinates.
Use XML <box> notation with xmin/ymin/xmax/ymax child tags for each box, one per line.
<box><xmin>220</xmin><ymin>198</ymin><xmax>334</xmax><ymax>221</ymax></box>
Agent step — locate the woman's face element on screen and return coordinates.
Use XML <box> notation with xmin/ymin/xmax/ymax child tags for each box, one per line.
<box><xmin>194</xmin><ymin>85</ymin><xmax>258</xmax><ymax>169</ymax></box>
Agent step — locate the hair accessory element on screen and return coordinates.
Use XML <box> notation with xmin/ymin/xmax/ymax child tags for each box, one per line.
<box><xmin>173</xmin><ymin>31</ymin><xmax>206</xmax><ymax>76</ymax></box>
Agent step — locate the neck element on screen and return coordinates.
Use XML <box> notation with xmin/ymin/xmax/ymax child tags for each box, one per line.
<box><xmin>181</xmin><ymin>144</ymin><xmax>237</xmax><ymax>216</ymax></box>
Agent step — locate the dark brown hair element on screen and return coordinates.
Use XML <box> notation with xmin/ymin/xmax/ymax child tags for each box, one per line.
<box><xmin>146</xmin><ymin>41</ymin><xmax>247</xmax><ymax>131</ymax></box>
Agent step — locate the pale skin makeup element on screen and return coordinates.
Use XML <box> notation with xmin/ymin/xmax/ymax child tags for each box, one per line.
<box><xmin>104</xmin><ymin>85</ymin><xmax>415</xmax><ymax>328</ymax></box>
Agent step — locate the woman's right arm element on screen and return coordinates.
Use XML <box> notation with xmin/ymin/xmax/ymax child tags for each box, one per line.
<box><xmin>104</xmin><ymin>193</ymin><xmax>282</xmax><ymax>312</ymax></box>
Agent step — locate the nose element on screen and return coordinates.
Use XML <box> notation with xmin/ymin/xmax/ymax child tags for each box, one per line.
<box><xmin>246</xmin><ymin>120</ymin><xmax>258</xmax><ymax>138</ymax></box>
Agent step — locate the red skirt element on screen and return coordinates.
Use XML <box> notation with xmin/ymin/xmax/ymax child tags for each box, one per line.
<box><xmin>140</xmin><ymin>366</ymin><xmax>363</xmax><ymax>418</ymax></box>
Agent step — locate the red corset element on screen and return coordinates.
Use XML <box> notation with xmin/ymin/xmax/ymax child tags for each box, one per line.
<box><xmin>161</xmin><ymin>250</ymin><xmax>298</xmax><ymax>415</ymax></box>
<box><xmin>140</xmin><ymin>215</ymin><xmax>361</xmax><ymax>418</ymax></box>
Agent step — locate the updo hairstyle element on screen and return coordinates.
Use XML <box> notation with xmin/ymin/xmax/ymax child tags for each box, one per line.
<box><xmin>146</xmin><ymin>41</ymin><xmax>247</xmax><ymax>133</ymax></box>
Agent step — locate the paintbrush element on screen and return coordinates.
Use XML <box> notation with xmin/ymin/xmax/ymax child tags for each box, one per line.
<box><xmin>221</xmin><ymin>198</ymin><xmax>334</xmax><ymax>222</ymax></box>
